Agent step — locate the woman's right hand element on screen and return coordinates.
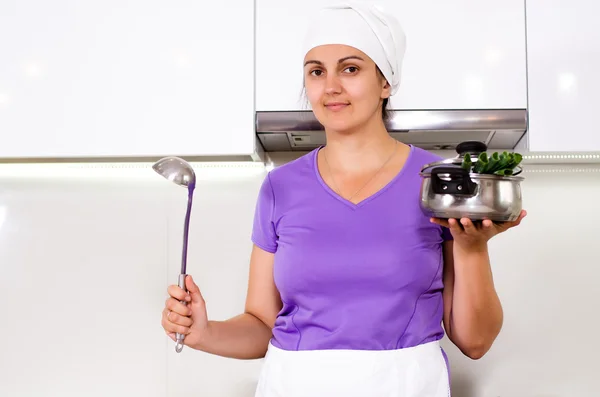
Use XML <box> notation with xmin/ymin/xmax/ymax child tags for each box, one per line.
<box><xmin>161</xmin><ymin>274</ymin><xmax>209</xmax><ymax>349</ymax></box>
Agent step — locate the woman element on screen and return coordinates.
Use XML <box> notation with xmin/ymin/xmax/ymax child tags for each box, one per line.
<box><xmin>161</xmin><ymin>1</ymin><xmax>526</xmax><ymax>396</ymax></box>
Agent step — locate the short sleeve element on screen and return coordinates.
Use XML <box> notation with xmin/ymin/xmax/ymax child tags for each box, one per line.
<box><xmin>441</xmin><ymin>226</ymin><xmax>453</xmax><ymax>241</ymax></box>
<box><xmin>251</xmin><ymin>172</ymin><xmax>278</xmax><ymax>253</ymax></box>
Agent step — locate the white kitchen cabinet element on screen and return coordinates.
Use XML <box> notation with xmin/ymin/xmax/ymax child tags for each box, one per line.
<box><xmin>525</xmin><ymin>0</ymin><xmax>600</xmax><ymax>152</ymax></box>
<box><xmin>0</xmin><ymin>0</ymin><xmax>255</xmax><ymax>159</ymax></box>
<box><xmin>256</xmin><ymin>0</ymin><xmax>527</xmax><ymax>111</ymax></box>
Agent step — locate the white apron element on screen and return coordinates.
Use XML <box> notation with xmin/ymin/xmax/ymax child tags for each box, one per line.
<box><xmin>254</xmin><ymin>340</ymin><xmax>451</xmax><ymax>397</ymax></box>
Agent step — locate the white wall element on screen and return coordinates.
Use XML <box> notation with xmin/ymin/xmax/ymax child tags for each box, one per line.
<box><xmin>0</xmin><ymin>159</ymin><xmax>599</xmax><ymax>396</ymax></box>
<box><xmin>0</xmin><ymin>163</ymin><xmax>265</xmax><ymax>397</ymax></box>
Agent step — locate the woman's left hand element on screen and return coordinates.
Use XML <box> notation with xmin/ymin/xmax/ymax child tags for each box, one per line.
<box><xmin>430</xmin><ymin>209</ymin><xmax>527</xmax><ymax>252</ymax></box>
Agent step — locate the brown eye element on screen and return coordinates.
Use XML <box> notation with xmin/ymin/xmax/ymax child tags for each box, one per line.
<box><xmin>344</xmin><ymin>66</ymin><xmax>358</xmax><ymax>73</ymax></box>
<box><xmin>310</xmin><ymin>70</ymin><xmax>323</xmax><ymax>77</ymax></box>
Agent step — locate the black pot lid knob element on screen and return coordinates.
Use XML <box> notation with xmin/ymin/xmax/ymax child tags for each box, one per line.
<box><xmin>456</xmin><ymin>141</ymin><xmax>488</xmax><ymax>155</ymax></box>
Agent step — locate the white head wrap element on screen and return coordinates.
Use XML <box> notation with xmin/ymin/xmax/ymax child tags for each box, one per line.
<box><xmin>302</xmin><ymin>1</ymin><xmax>407</xmax><ymax>95</ymax></box>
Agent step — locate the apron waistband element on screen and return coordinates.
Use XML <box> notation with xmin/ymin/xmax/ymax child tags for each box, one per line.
<box><xmin>255</xmin><ymin>340</ymin><xmax>451</xmax><ymax>397</ymax></box>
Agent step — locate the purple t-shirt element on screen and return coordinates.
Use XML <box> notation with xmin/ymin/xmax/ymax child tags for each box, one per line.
<box><xmin>251</xmin><ymin>144</ymin><xmax>453</xmax><ymax>351</ymax></box>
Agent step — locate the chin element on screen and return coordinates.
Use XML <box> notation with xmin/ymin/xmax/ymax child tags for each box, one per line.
<box><xmin>314</xmin><ymin>110</ymin><xmax>362</xmax><ymax>134</ymax></box>
<box><xmin>327</xmin><ymin>121</ymin><xmax>359</xmax><ymax>134</ymax></box>
<box><xmin>318</xmin><ymin>117</ymin><xmax>357</xmax><ymax>133</ymax></box>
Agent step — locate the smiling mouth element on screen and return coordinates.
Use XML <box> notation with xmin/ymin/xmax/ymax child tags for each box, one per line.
<box><xmin>325</xmin><ymin>103</ymin><xmax>349</xmax><ymax>111</ymax></box>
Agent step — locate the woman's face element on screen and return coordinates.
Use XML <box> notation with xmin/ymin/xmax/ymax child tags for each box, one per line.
<box><xmin>303</xmin><ymin>44</ymin><xmax>390</xmax><ymax>133</ymax></box>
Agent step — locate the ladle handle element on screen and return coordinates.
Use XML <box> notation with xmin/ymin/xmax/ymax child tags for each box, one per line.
<box><xmin>175</xmin><ymin>273</ymin><xmax>187</xmax><ymax>353</ymax></box>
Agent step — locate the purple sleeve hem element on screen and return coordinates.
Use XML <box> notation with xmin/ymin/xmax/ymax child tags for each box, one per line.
<box><xmin>251</xmin><ymin>236</ymin><xmax>277</xmax><ymax>253</ymax></box>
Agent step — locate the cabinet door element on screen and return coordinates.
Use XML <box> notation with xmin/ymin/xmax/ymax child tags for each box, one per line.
<box><xmin>526</xmin><ymin>0</ymin><xmax>600</xmax><ymax>152</ymax></box>
<box><xmin>256</xmin><ymin>0</ymin><xmax>527</xmax><ymax>111</ymax></box>
<box><xmin>0</xmin><ymin>0</ymin><xmax>255</xmax><ymax>159</ymax></box>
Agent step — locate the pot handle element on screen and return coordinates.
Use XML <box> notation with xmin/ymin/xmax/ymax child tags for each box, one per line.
<box><xmin>431</xmin><ymin>166</ymin><xmax>477</xmax><ymax>195</ymax></box>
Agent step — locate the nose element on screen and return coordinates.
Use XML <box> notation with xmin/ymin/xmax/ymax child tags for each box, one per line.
<box><xmin>325</xmin><ymin>73</ymin><xmax>342</xmax><ymax>95</ymax></box>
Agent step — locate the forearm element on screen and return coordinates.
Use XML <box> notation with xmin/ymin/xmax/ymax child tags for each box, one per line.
<box><xmin>191</xmin><ymin>313</ymin><xmax>273</xmax><ymax>360</ymax></box>
<box><xmin>449</xmin><ymin>245</ymin><xmax>503</xmax><ymax>357</ymax></box>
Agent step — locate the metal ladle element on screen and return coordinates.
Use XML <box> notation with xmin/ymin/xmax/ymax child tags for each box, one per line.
<box><xmin>152</xmin><ymin>156</ymin><xmax>196</xmax><ymax>353</ymax></box>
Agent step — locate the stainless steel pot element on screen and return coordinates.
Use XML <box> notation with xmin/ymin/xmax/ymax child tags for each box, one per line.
<box><xmin>419</xmin><ymin>141</ymin><xmax>524</xmax><ymax>222</ymax></box>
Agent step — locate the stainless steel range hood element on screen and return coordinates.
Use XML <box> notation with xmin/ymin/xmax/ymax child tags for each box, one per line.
<box><xmin>255</xmin><ymin>109</ymin><xmax>527</xmax><ymax>152</ymax></box>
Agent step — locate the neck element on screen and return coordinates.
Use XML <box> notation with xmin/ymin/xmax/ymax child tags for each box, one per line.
<box><xmin>322</xmin><ymin>115</ymin><xmax>398</xmax><ymax>173</ymax></box>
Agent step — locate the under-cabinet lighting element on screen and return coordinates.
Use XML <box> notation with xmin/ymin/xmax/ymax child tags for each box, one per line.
<box><xmin>0</xmin><ymin>161</ymin><xmax>267</xmax><ymax>181</ymax></box>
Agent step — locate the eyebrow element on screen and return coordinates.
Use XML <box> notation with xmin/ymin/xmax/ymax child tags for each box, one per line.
<box><xmin>303</xmin><ymin>55</ymin><xmax>365</xmax><ymax>67</ymax></box>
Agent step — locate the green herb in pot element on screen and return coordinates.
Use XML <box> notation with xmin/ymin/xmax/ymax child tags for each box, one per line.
<box><xmin>484</xmin><ymin>152</ymin><xmax>501</xmax><ymax>173</ymax></box>
<box><xmin>472</xmin><ymin>152</ymin><xmax>489</xmax><ymax>173</ymax></box>
<box><xmin>461</xmin><ymin>153</ymin><xmax>472</xmax><ymax>170</ymax></box>
<box><xmin>461</xmin><ymin>151</ymin><xmax>523</xmax><ymax>175</ymax></box>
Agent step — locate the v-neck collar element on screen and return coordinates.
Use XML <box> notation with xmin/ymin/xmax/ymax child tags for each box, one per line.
<box><xmin>313</xmin><ymin>143</ymin><xmax>415</xmax><ymax>210</ymax></box>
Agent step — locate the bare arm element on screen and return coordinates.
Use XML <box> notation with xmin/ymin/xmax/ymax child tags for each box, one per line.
<box><xmin>434</xmin><ymin>213</ymin><xmax>525</xmax><ymax>359</ymax></box>
<box><xmin>190</xmin><ymin>244</ymin><xmax>282</xmax><ymax>359</ymax></box>
<box><xmin>442</xmin><ymin>240</ymin><xmax>503</xmax><ymax>360</ymax></box>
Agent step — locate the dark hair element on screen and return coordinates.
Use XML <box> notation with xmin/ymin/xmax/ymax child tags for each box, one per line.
<box><xmin>381</xmin><ymin>97</ymin><xmax>390</xmax><ymax>122</ymax></box>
